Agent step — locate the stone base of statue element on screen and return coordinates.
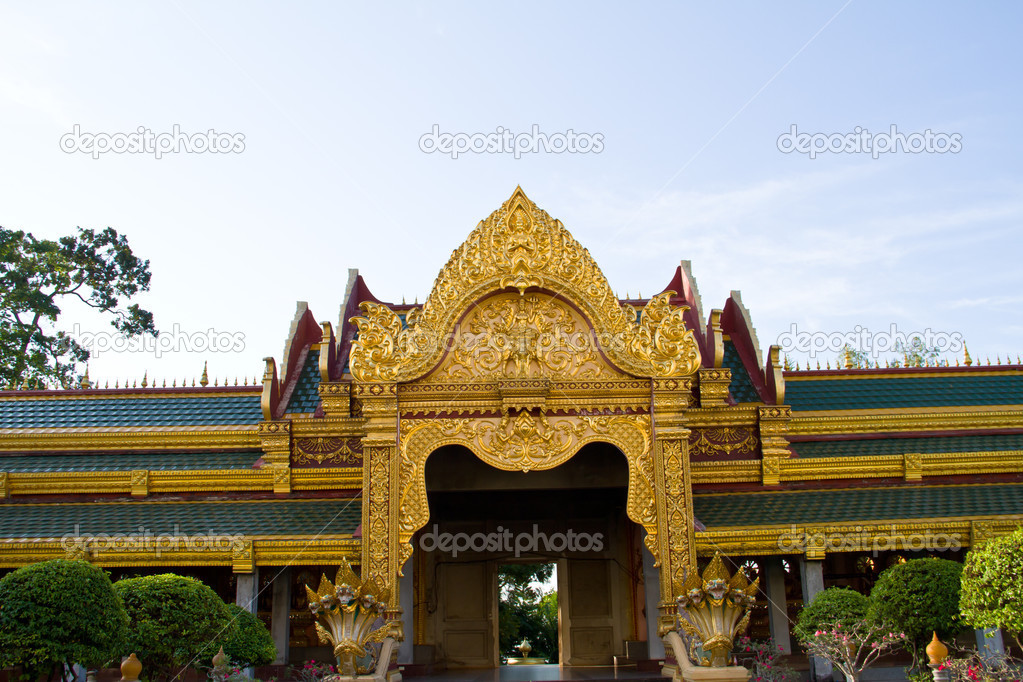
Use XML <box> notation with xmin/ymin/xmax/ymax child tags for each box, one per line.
<box><xmin>662</xmin><ymin>632</ymin><xmax>750</xmax><ymax>682</ymax></box>
<box><xmin>506</xmin><ymin>657</ymin><xmax>548</xmax><ymax>665</ymax></box>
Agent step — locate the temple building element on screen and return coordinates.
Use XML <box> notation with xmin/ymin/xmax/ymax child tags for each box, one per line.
<box><xmin>1</xmin><ymin>188</ymin><xmax>1021</xmax><ymax>669</ymax></box>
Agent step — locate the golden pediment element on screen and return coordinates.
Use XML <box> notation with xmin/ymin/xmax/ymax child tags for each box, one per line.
<box><xmin>349</xmin><ymin>187</ymin><xmax>701</xmax><ymax>383</ymax></box>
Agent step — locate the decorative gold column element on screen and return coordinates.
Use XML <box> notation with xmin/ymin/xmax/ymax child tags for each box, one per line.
<box><xmin>357</xmin><ymin>381</ymin><xmax>404</xmax><ymax>641</ymax></box>
<box><xmin>759</xmin><ymin>406</ymin><xmax>792</xmax><ymax>486</ymax></box>
<box><xmin>652</xmin><ymin>378</ymin><xmax>697</xmax><ymax>636</ymax></box>
<box><xmin>258</xmin><ymin>420</ymin><xmax>292</xmax><ymax>494</ymax></box>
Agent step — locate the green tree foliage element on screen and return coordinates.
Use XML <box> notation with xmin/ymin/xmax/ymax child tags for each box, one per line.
<box><xmin>222</xmin><ymin>604</ymin><xmax>277</xmax><ymax>668</ymax></box>
<box><xmin>0</xmin><ymin>559</ymin><xmax>128</xmax><ymax>681</ymax></box>
<box><xmin>0</xmin><ymin>225</ymin><xmax>156</xmax><ymax>388</ymax></box>
<box><xmin>498</xmin><ymin>564</ymin><xmax>558</xmax><ymax>661</ymax></box>
<box><xmin>959</xmin><ymin>527</ymin><xmax>1023</xmax><ymax>651</ymax></box>
<box><xmin>868</xmin><ymin>558</ymin><xmax>963</xmax><ymax>669</ymax></box>
<box><xmin>114</xmin><ymin>574</ymin><xmax>233</xmax><ymax>681</ymax></box>
<box><xmin>793</xmin><ymin>587</ymin><xmax>870</xmax><ymax>644</ymax></box>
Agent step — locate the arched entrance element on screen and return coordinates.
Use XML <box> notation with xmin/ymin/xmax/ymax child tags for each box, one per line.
<box><xmin>417</xmin><ymin>442</ymin><xmax>644</xmax><ymax>668</ymax></box>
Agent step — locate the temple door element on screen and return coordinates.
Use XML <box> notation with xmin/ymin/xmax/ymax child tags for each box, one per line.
<box><xmin>435</xmin><ymin>561</ymin><xmax>497</xmax><ymax>667</ymax></box>
<box><xmin>559</xmin><ymin>557</ymin><xmax>621</xmax><ymax>665</ymax></box>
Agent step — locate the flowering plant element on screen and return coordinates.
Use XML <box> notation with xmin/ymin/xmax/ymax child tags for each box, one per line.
<box><xmin>286</xmin><ymin>660</ymin><xmax>338</xmax><ymax>682</ymax></box>
<box><xmin>937</xmin><ymin>647</ymin><xmax>1022</xmax><ymax>682</ymax></box>
<box><xmin>801</xmin><ymin>621</ymin><xmax>907</xmax><ymax>682</ymax></box>
<box><xmin>733</xmin><ymin>636</ymin><xmax>798</xmax><ymax>682</ymax></box>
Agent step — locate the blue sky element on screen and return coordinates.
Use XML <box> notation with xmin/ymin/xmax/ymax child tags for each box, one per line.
<box><xmin>2</xmin><ymin>1</ymin><xmax>1021</xmax><ymax>385</ymax></box>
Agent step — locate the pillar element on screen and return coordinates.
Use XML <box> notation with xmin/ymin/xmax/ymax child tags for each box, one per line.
<box><xmin>642</xmin><ymin>545</ymin><xmax>666</xmax><ymax>659</ymax></box>
<box><xmin>398</xmin><ymin>558</ymin><xmax>414</xmax><ymax>664</ymax></box>
<box><xmin>975</xmin><ymin>628</ymin><xmax>1005</xmax><ymax>663</ymax></box>
<box><xmin>764</xmin><ymin>557</ymin><xmax>792</xmax><ymax>655</ymax></box>
<box><xmin>799</xmin><ymin>558</ymin><xmax>832</xmax><ymax>681</ymax></box>
<box><xmin>235</xmin><ymin>569</ymin><xmax>260</xmax><ymax>677</ymax></box>
<box><xmin>272</xmin><ymin>567</ymin><xmax>292</xmax><ymax>665</ymax></box>
<box><xmin>235</xmin><ymin>568</ymin><xmax>259</xmax><ymax>614</ymax></box>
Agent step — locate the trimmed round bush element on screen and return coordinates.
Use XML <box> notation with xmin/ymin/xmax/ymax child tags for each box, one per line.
<box><xmin>222</xmin><ymin>603</ymin><xmax>276</xmax><ymax>667</ymax></box>
<box><xmin>114</xmin><ymin>574</ymin><xmax>233</xmax><ymax>681</ymax></box>
<box><xmin>0</xmin><ymin>559</ymin><xmax>128</xmax><ymax>680</ymax></box>
<box><xmin>959</xmin><ymin>528</ymin><xmax>1023</xmax><ymax>650</ymax></box>
<box><xmin>868</xmin><ymin>558</ymin><xmax>963</xmax><ymax>666</ymax></box>
<box><xmin>794</xmin><ymin>586</ymin><xmax>870</xmax><ymax>643</ymax></box>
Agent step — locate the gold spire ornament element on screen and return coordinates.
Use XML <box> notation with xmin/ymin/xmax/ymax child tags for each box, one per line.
<box><xmin>200</xmin><ymin>362</ymin><xmax>209</xmax><ymax>387</ymax></box>
<box><xmin>675</xmin><ymin>552</ymin><xmax>759</xmax><ymax>667</ymax></box>
<box><xmin>305</xmin><ymin>558</ymin><xmax>401</xmax><ymax>677</ymax></box>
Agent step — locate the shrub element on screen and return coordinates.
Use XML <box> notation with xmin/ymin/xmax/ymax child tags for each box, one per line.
<box><xmin>0</xmin><ymin>559</ymin><xmax>128</xmax><ymax>682</ymax></box>
<box><xmin>868</xmin><ymin>558</ymin><xmax>963</xmax><ymax>669</ymax></box>
<box><xmin>222</xmin><ymin>604</ymin><xmax>276</xmax><ymax>667</ymax></box>
<box><xmin>793</xmin><ymin>587</ymin><xmax>870</xmax><ymax>644</ymax></box>
<box><xmin>114</xmin><ymin>574</ymin><xmax>233</xmax><ymax>681</ymax></box>
<box><xmin>959</xmin><ymin>527</ymin><xmax>1023</xmax><ymax>651</ymax></box>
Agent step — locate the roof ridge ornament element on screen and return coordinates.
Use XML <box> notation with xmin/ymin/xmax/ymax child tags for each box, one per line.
<box><xmin>349</xmin><ymin>187</ymin><xmax>701</xmax><ymax>382</ymax></box>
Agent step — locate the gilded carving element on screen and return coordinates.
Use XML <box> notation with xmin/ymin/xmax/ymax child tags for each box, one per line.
<box><xmin>294</xmin><ymin>437</ymin><xmax>363</xmax><ymax>467</ymax></box>
<box><xmin>431</xmin><ymin>294</ymin><xmax>621</xmax><ymax>381</ymax></box>
<box><xmin>348</xmin><ymin>188</ymin><xmax>701</xmax><ymax>383</ymax></box>
<box><xmin>688</xmin><ymin>427</ymin><xmax>758</xmax><ymax>459</ymax></box>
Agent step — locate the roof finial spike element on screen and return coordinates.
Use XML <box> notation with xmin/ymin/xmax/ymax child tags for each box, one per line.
<box><xmin>80</xmin><ymin>366</ymin><xmax>92</xmax><ymax>390</ymax></box>
<box><xmin>172</xmin><ymin>378</ymin><xmax>177</xmax><ymax>387</ymax></box>
<box><xmin>626</xmin><ymin>291</ymin><xmax>630</xmax><ymax>300</ymax></box>
<box><xmin>964</xmin><ymin>345</ymin><xmax>972</xmax><ymax>366</ymax></box>
<box><xmin>638</xmin><ymin>290</ymin><xmax>642</xmax><ymax>300</ymax></box>
<box><xmin>414</xmin><ymin>296</ymin><xmax>418</xmax><ymax>305</ymax></box>
<box><xmin>234</xmin><ymin>376</ymin><xmax>238</xmax><ymax>386</ymax></box>
<box><xmin>132</xmin><ymin>379</ymin><xmax>137</xmax><ymax>388</ymax></box>
<box><xmin>140</xmin><ymin>371</ymin><xmax>148</xmax><ymax>389</ymax></box>
<box><xmin>402</xmin><ymin>296</ymin><xmax>406</xmax><ymax>305</ymax></box>
<box><xmin>214</xmin><ymin>376</ymin><xmax>219</xmax><ymax>387</ymax></box>
<box><xmin>115</xmin><ymin>379</ymin><xmax>120</xmax><ymax>389</ymax></box>
<box><xmin>816</xmin><ymin>360</ymin><xmax>821</xmax><ymax>370</ymax></box>
<box><xmin>826</xmin><ymin>360</ymin><xmax>831</xmax><ymax>370</ymax></box>
<box><xmin>783</xmin><ymin>355</ymin><xmax>792</xmax><ymax>371</ymax></box>
<box><xmin>986</xmin><ymin>356</ymin><xmax>991</xmax><ymax>366</ymax></box>
<box><xmin>997</xmin><ymin>355</ymin><xmax>1002</xmax><ymax>365</ymax></box>
<box><xmin>200</xmin><ymin>361</ymin><xmax>209</xmax><ymax>388</ymax></box>
<box><xmin>955</xmin><ymin>358</ymin><xmax>960</xmax><ymax>367</ymax></box>
<box><xmin>1017</xmin><ymin>354</ymin><xmax>1021</xmax><ymax>365</ymax></box>
<box><xmin>162</xmin><ymin>378</ymin><xmax>167</xmax><ymax>388</ymax></box>
<box><xmin>191</xmin><ymin>377</ymin><xmax>196</xmax><ymax>387</ymax></box>
<box><xmin>104</xmin><ymin>380</ymin><xmax>109</xmax><ymax>389</ymax></box>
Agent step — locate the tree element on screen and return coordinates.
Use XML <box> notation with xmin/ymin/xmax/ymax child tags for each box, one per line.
<box><xmin>800</xmin><ymin>621</ymin><xmax>907</xmax><ymax>682</ymax></box>
<box><xmin>868</xmin><ymin>558</ymin><xmax>963</xmax><ymax>670</ymax></box>
<box><xmin>221</xmin><ymin>604</ymin><xmax>276</xmax><ymax>668</ymax></box>
<box><xmin>959</xmin><ymin>527</ymin><xmax>1023</xmax><ymax>651</ymax></box>
<box><xmin>114</xmin><ymin>574</ymin><xmax>233</xmax><ymax>681</ymax></box>
<box><xmin>498</xmin><ymin>564</ymin><xmax>557</xmax><ymax>660</ymax></box>
<box><xmin>794</xmin><ymin>587</ymin><xmax>871</xmax><ymax>644</ymax></box>
<box><xmin>0</xmin><ymin>559</ymin><xmax>128</xmax><ymax>682</ymax></box>
<box><xmin>0</xmin><ymin>225</ymin><xmax>156</xmax><ymax>388</ymax></box>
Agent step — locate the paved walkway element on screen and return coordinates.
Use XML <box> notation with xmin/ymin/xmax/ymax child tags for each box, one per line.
<box><xmin>402</xmin><ymin>665</ymin><xmax>663</xmax><ymax>682</ymax></box>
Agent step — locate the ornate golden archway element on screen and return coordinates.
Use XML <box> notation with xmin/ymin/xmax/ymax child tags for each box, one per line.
<box><xmin>348</xmin><ymin>188</ymin><xmax>702</xmax><ymax>637</ymax></box>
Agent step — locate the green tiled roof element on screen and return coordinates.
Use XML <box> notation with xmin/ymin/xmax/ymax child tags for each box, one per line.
<box><xmin>0</xmin><ymin>499</ymin><xmax>361</xmax><ymax>538</ymax></box>
<box><xmin>694</xmin><ymin>483</ymin><xmax>1023</xmax><ymax>528</ymax></box>
<box><xmin>285</xmin><ymin>349</ymin><xmax>321</xmax><ymax>414</ymax></box>
<box><xmin>0</xmin><ymin>394</ymin><xmax>262</xmax><ymax>428</ymax></box>
<box><xmin>0</xmin><ymin>451</ymin><xmax>261</xmax><ymax>473</ymax></box>
<box><xmin>723</xmin><ymin>341</ymin><xmax>760</xmax><ymax>403</ymax></box>
<box><xmin>793</xmin><ymin>434</ymin><xmax>1023</xmax><ymax>458</ymax></box>
<box><xmin>786</xmin><ymin>373</ymin><xmax>1023</xmax><ymax>411</ymax></box>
